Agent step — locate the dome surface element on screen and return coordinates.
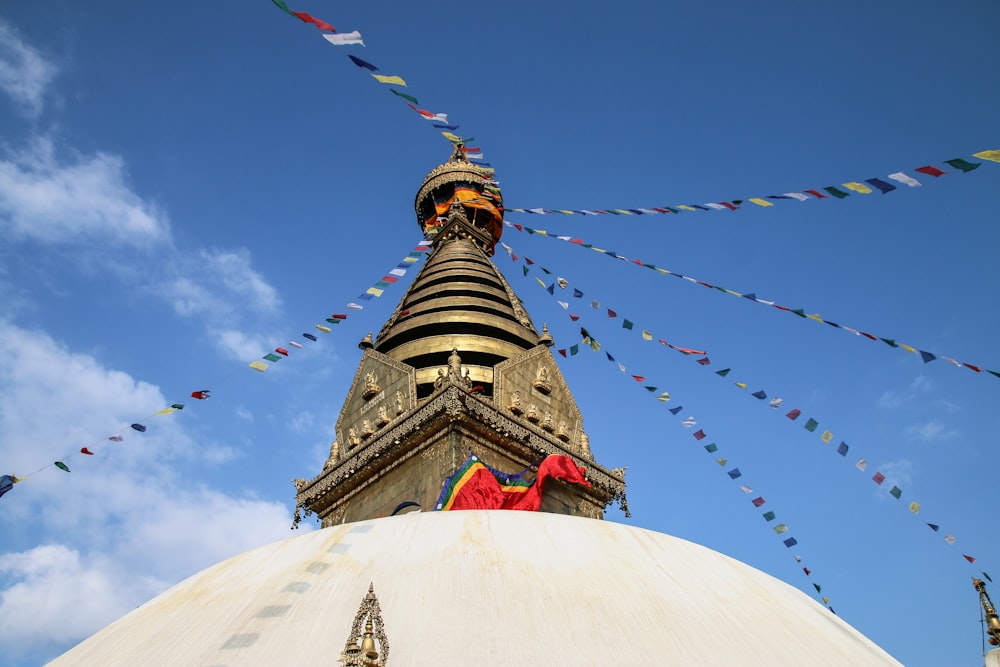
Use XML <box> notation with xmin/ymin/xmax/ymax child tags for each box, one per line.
<box><xmin>48</xmin><ymin>511</ymin><xmax>901</xmax><ymax>666</ymax></box>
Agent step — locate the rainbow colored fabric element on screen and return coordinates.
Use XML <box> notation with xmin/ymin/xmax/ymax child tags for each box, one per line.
<box><xmin>435</xmin><ymin>454</ymin><xmax>590</xmax><ymax>512</ymax></box>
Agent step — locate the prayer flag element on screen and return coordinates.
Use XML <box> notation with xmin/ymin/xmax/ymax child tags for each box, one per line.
<box><xmin>570</xmin><ymin>344</ymin><xmax>579</xmax><ymax>355</ymax></box>
<box><xmin>786</xmin><ymin>409</ymin><xmax>801</xmax><ymax>421</ymax></box>
<box><xmin>349</xmin><ymin>55</ymin><xmax>378</xmax><ymax>71</ymax></box>
<box><xmin>769</xmin><ymin>398</ymin><xmax>783</xmax><ymax>409</ymax></box>
<box><xmin>275</xmin><ymin>347</ymin><xmax>289</xmax><ymax>356</ymax></box>
<box><xmin>716</xmin><ymin>458</ymin><xmax>728</xmax><ymax>466</ymax></box>
<box><xmin>751</xmin><ymin>390</ymin><xmax>767</xmax><ymax>400</ymax></box>
<box><xmin>263</xmin><ymin>353</ymin><xmax>281</xmax><ymax>362</ymax></box>
<box><xmin>927</xmin><ymin>524</ymin><xmax>939</xmax><ymax>531</ymax></box>
<box><xmin>820</xmin><ymin>430</ymin><xmax>833</xmax><ymax>444</ymax></box>
<box><xmin>889</xmin><ymin>486</ymin><xmax>902</xmax><ymax>499</ymax></box>
<box><xmin>782</xmin><ymin>192</ymin><xmax>809</xmax><ymax>201</ymax></box>
<box><xmin>972</xmin><ymin>149</ymin><xmax>1000</xmax><ymax>163</ymax></box>
<box><xmin>734</xmin><ymin>382</ymin><xmax>747</xmax><ymax>389</ymax></box>
<box><xmin>872</xmin><ymin>472</ymin><xmax>885</xmax><ymax>485</ymax></box>
<box><xmin>322</xmin><ymin>31</ymin><xmax>365</xmax><ymax>46</ymax></box>
<box><xmin>191</xmin><ymin>390</ymin><xmax>210</xmax><ymax>400</ymax></box>
<box><xmin>944</xmin><ymin>534</ymin><xmax>956</xmax><ymax>544</ymax></box>
<box><xmin>739</xmin><ymin>485</ymin><xmax>753</xmax><ymax>494</ymax></box>
<box><xmin>642</xmin><ymin>330</ymin><xmax>652</xmax><ymax>341</ymax></box>
<box><xmin>108</xmin><ymin>434</ymin><xmax>123</xmax><ymax>442</ymax></box>
<box><xmin>752</xmin><ymin>496</ymin><xmax>766</xmax><ymax>507</ymax></box>
<box><xmin>55</xmin><ymin>461</ymin><xmax>71</xmax><ymax>472</ymax></box>
<box><xmin>783</xmin><ymin>537</ymin><xmax>798</xmax><ymax>547</ymax></box>
<box><xmin>763</xmin><ymin>511</ymin><xmax>776</xmax><ymax>521</ymax></box>
<box><xmin>131</xmin><ymin>423</ymin><xmax>146</xmax><ymax>432</ymax></box>
<box><xmin>607</xmin><ymin>309</ymin><xmax>617</xmax><ymax>318</ymax></box>
<box><xmin>716</xmin><ymin>368</ymin><xmax>731</xmax><ymax>377</ymax></box>
<box><xmin>289</xmin><ymin>10</ymin><xmax>335</xmax><ymax>32</ymax></box>
<box><xmin>631</xmin><ymin>375</ymin><xmax>645</xmax><ymax>382</ymax></box>
<box><xmin>0</xmin><ymin>475</ymin><xmax>13</xmax><ymax>499</ymax></box>
<box><xmin>964</xmin><ymin>555</ymin><xmax>977</xmax><ymax>563</ymax></box>
<box><xmin>774</xmin><ymin>524</ymin><xmax>789</xmax><ymax>534</ymax></box>
<box><xmin>704</xmin><ymin>443</ymin><xmax>718</xmax><ymax>453</ymax></box>
<box><xmin>804</xmin><ymin>189</ymin><xmax>828</xmax><ymax>199</ymax></box>
<box><xmin>557</xmin><ymin>349</ymin><xmax>566</xmax><ymax>358</ymax></box>
<box><xmin>803</xmin><ymin>567</ymin><xmax>811</xmax><ymax>575</ymax></box>
<box><xmin>727</xmin><ymin>468</ymin><xmax>742</xmax><ymax>479</ymax></box>
<box><xmin>908</xmin><ymin>501</ymin><xmax>921</xmax><ymax>514</ymax></box>
<box><xmin>919</xmin><ymin>350</ymin><xmax>936</xmax><ymax>363</ymax></box>
<box><xmin>303</xmin><ymin>333</ymin><xmax>318</xmax><ymax>341</ymax></box>
<box><xmin>249</xmin><ymin>361</ymin><xmax>268</xmax><ymax>372</ymax></box>
<box><xmin>749</xmin><ymin>198</ymin><xmax>773</xmax><ymax>207</ymax></box>
<box><xmin>837</xmin><ymin>442</ymin><xmax>849</xmax><ymax>456</ymax></box>
<box><xmin>80</xmin><ymin>447</ymin><xmax>94</xmax><ymax>455</ymax></box>
<box><xmin>944</xmin><ymin>158</ymin><xmax>980</xmax><ymax>172</ymax></box>
<box><xmin>316</xmin><ymin>324</ymin><xmax>332</xmax><ymax>333</ymax></box>
<box><xmin>865</xmin><ymin>178</ymin><xmax>896</xmax><ymax>194</ymax></box>
<box><xmin>823</xmin><ymin>186</ymin><xmax>849</xmax><ymax>199</ymax></box>
<box><xmin>623</xmin><ymin>319</ymin><xmax>634</xmax><ymax>330</ymax></box>
<box><xmin>804</xmin><ymin>418</ymin><xmax>819</xmax><ymax>432</ymax></box>
<box><xmin>372</xmin><ymin>74</ymin><xmax>406</xmax><ymax>86</ymax></box>
<box><xmin>888</xmin><ymin>172</ymin><xmax>921</xmax><ymax>187</ymax></box>
<box><xmin>843</xmin><ymin>182</ymin><xmax>873</xmax><ymax>194</ymax></box>
<box><xmin>682</xmin><ymin>416</ymin><xmax>697</xmax><ymax>428</ymax></box>
<box><xmin>657</xmin><ymin>392</ymin><xmax>671</xmax><ymax>402</ymax></box>
<box><xmin>915</xmin><ymin>165</ymin><xmax>946</xmax><ymax>177</ymax></box>
<box><xmin>813</xmin><ymin>584</ymin><xmax>822</xmax><ymax>593</ymax></box>
<box><xmin>668</xmin><ymin>406</ymin><xmax>683</xmax><ymax>415</ymax></box>
<box><xmin>856</xmin><ymin>458</ymin><xmax>868</xmax><ymax>471</ymax></box>
<box><xmin>154</xmin><ymin>407</ymin><xmax>176</xmax><ymax>416</ymax></box>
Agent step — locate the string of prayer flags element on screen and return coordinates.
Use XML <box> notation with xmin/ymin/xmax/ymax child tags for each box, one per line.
<box><xmin>503</xmin><ymin>220</ymin><xmax>1000</xmax><ymax>381</ymax></box>
<box><xmin>506</xmin><ymin>150</ymin><xmax>997</xmax><ymax>218</ymax></box>
<box><xmin>246</xmin><ymin>239</ymin><xmax>431</xmax><ymax>374</ymax></box>
<box><xmin>517</xmin><ymin>255</ymin><xmax>834</xmax><ymax>610</ymax></box>
<box><xmin>510</xmin><ymin>239</ymin><xmax>983</xmax><ymax>577</ymax></box>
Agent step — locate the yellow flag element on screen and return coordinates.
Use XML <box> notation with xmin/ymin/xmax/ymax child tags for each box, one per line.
<box><xmin>642</xmin><ymin>330</ymin><xmax>652</xmax><ymax>341</ymax></box>
<box><xmin>820</xmin><ymin>430</ymin><xmax>833</xmax><ymax>444</ymax></box>
<box><xmin>972</xmin><ymin>149</ymin><xmax>1000</xmax><ymax>163</ymax></box>
<box><xmin>612</xmin><ymin>209</ymin><xmax>634</xmax><ymax>215</ymax></box>
<box><xmin>535</xmin><ymin>278</ymin><xmax>545</xmax><ymax>287</ymax></box>
<box><xmin>899</xmin><ymin>343</ymin><xmax>916</xmax><ymax>353</ymax></box>
<box><xmin>908</xmin><ymin>501</ymin><xmax>921</xmax><ymax>514</ymax></box>
<box><xmin>155</xmin><ymin>407</ymin><xmax>177</xmax><ymax>416</ymax></box>
<box><xmin>315</xmin><ymin>324</ymin><xmax>332</xmax><ymax>333</ymax></box>
<box><xmin>822</xmin><ymin>597</ymin><xmax>830</xmax><ymax>605</ymax></box>
<box><xmin>724</xmin><ymin>289</ymin><xmax>742</xmax><ymax>297</ymax></box>
<box><xmin>843</xmin><ymin>181</ymin><xmax>872</xmax><ymax>194</ymax></box>
<box><xmin>592</xmin><ymin>248</ymin><xmax>607</xmax><ymax>253</ymax></box>
<box><xmin>558</xmin><ymin>210</ymin><xmax>574</xmax><ymax>215</ymax></box>
<box><xmin>774</xmin><ymin>524</ymin><xmax>788</xmax><ymax>534</ymax></box>
<box><xmin>656</xmin><ymin>268</ymin><xmax>671</xmax><ymax>275</ymax></box>
<box><xmin>371</xmin><ymin>74</ymin><xmax>406</xmax><ymax>86</ymax></box>
<box><xmin>676</xmin><ymin>205</ymin><xmax>696</xmax><ymax>211</ymax></box>
<box><xmin>716</xmin><ymin>457</ymin><xmax>728</xmax><ymax>466</ymax></box>
<box><xmin>806</xmin><ymin>313</ymin><xmax>824</xmax><ymax>322</ymax></box>
<box><xmin>735</xmin><ymin>382</ymin><xmax>747</xmax><ymax>389</ymax></box>
<box><xmin>657</xmin><ymin>392</ymin><xmax>671</xmax><ymax>402</ymax></box>
<box><xmin>441</xmin><ymin>132</ymin><xmax>461</xmax><ymax>142</ymax></box>
<box><xmin>749</xmin><ymin>198</ymin><xmax>773</xmax><ymax>207</ymax></box>
<box><xmin>366</xmin><ymin>287</ymin><xmax>384</xmax><ymax>297</ymax></box>
<box><xmin>402</xmin><ymin>256</ymin><xmax>418</xmax><ymax>263</ymax></box>
<box><xmin>249</xmin><ymin>361</ymin><xmax>268</xmax><ymax>372</ymax></box>
<box><xmin>12</xmin><ymin>475</ymin><xmax>25</xmax><ymax>483</ymax></box>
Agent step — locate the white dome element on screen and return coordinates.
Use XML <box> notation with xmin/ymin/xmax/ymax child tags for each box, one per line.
<box><xmin>48</xmin><ymin>511</ymin><xmax>901</xmax><ymax>666</ymax></box>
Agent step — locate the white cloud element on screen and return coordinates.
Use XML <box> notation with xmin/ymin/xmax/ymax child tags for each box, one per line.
<box><xmin>0</xmin><ymin>18</ymin><xmax>56</xmax><ymax>116</ymax></box>
<box><xmin>0</xmin><ymin>321</ymin><xmax>304</xmax><ymax>661</ymax></box>
<box><xmin>0</xmin><ymin>138</ymin><xmax>171</xmax><ymax>247</ymax></box>
<box><xmin>878</xmin><ymin>459</ymin><xmax>914</xmax><ymax>489</ymax></box>
<box><xmin>903</xmin><ymin>419</ymin><xmax>958</xmax><ymax>443</ymax></box>
<box><xmin>168</xmin><ymin>248</ymin><xmax>280</xmax><ymax>317</ymax></box>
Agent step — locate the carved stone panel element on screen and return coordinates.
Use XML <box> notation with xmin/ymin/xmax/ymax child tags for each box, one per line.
<box><xmin>336</xmin><ymin>350</ymin><xmax>417</xmax><ymax>452</ymax></box>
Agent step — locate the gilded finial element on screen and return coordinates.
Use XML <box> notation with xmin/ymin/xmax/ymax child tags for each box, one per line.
<box><xmin>974</xmin><ymin>577</ymin><xmax>1000</xmax><ymax>647</ymax></box>
<box><xmin>539</xmin><ymin>323</ymin><xmax>553</xmax><ymax>346</ymax></box>
<box><xmin>359</xmin><ymin>332</ymin><xmax>374</xmax><ymax>350</ymax></box>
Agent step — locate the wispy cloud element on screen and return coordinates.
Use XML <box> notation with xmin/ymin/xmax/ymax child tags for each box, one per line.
<box><xmin>0</xmin><ymin>320</ymin><xmax>303</xmax><ymax>661</ymax></box>
<box><xmin>0</xmin><ymin>137</ymin><xmax>171</xmax><ymax>247</ymax></box>
<box><xmin>903</xmin><ymin>419</ymin><xmax>958</xmax><ymax>444</ymax></box>
<box><xmin>0</xmin><ymin>18</ymin><xmax>56</xmax><ymax>117</ymax></box>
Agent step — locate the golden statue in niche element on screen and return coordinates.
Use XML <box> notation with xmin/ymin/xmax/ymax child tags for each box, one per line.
<box><xmin>395</xmin><ymin>390</ymin><xmax>405</xmax><ymax>415</ymax></box>
<box><xmin>556</xmin><ymin>420</ymin><xmax>570</xmax><ymax>441</ymax></box>
<box><xmin>361</xmin><ymin>419</ymin><xmax>374</xmax><ymax>438</ymax></box>
<box><xmin>526</xmin><ymin>402</ymin><xmax>539</xmax><ymax>423</ymax></box>
<box><xmin>532</xmin><ymin>364</ymin><xmax>552</xmax><ymax>395</ymax></box>
<box><xmin>362</xmin><ymin>370</ymin><xmax>381</xmax><ymax>400</ymax></box>
<box><xmin>325</xmin><ymin>440</ymin><xmax>341</xmax><ymax>468</ymax></box>
<box><xmin>348</xmin><ymin>427</ymin><xmax>361</xmax><ymax>447</ymax></box>
<box><xmin>376</xmin><ymin>405</ymin><xmax>390</xmax><ymax>427</ymax></box>
<box><xmin>507</xmin><ymin>390</ymin><xmax>524</xmax><ymax>415</ymax></box>
<box><xmin>542</xmin><ymin>410</ymin><xmax>555</xmax><ymax>432</ymax></box>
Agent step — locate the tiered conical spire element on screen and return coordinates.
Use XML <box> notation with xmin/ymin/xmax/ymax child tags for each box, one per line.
<box><xmin>294</xmin><ymin>149</ymin><xmax>625</xmax><ymax>527</ymax></box>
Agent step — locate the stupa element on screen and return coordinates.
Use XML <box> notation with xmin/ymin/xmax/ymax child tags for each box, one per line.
<box><xmin>47</xmin><ymin>147</ymin><xmax>904</xmax><ymax>666</ymax></box>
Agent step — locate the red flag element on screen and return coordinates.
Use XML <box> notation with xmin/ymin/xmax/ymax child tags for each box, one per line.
<box><xmin>964</xmin><ymin>555</ymin><xmax>976</xmax><ymax>563</ymax></box>
<box><xmin>569</xmin><ymin>314</ymin><xmax>580</xmax><ymax>321</ymax></box>
<box><xmin>915</xmin><ymin>165</ymin><xmax>946</xmax><ymax>177</ymax></box>
<box><xmin>330</xmin><ymin>313</ymin><xmax>348</xmax><ymax>320</ymax></box>
<box><xmin>275</xmin><ymin>347</ymin><xmax>289</xmax><ymax>356</ymax></box>
<box><xmin>191</xmin><ymin>390</ymin><xmax>210</xmax><ymax>400</ymax></box>
<box><xmin>803</xmin><ymin>567</ymin><xmax>811</xmax><ymax>575</ymax></box>
<box><xmin>290</xmin><ymin>10</ymin><xmax>335</xmax><ymax>32</ymax></box>
<box><xmin>607</xmin><ymin>309</ymin><xmax>617</xmax><ymax>318</ymax></box>
<box><xmin>872</xmin><ymin>472</ymin><xmax>886</xmax><ymax>485</ymax></box>
<box><xmin>557</xmin><ymin>349</ymin><xmax>567</xmax><ymax>358</ymax></box>
<box><xmin>631</xmin><ymin>375</ymin><xmax>645</xmax><ymax>382</ymax></box>
<box><xmin>786</xmin><ymin>409</ymin><xmax>802</xmax><ymax>420</ymax></box>
<box><xmin>720</xmin><ymin>201</ymin><xmax>740</xmax><ymax>210</ymax></box>
<box><xmin>693</xmin><ymin>429</ymin><xmax>706</xmax><ymax>441</ymax></box>
<box><xmin>80</xmin><ymin>447</ymin><xmax>94</xmax><ymax>455</ymax></box>
<box><xmin>752</xmin><ymin>496</ymin><xmax>766</xmax><ymax>507</ymax></box>
<box><xmin>963</xmin><ymin>363</ymin><xmax>982</xmax><ymax>372</ymax></box>
<box><xmin>696</xmin><ymin>357</ymin><xmax>711</xmax><ymax>365</ymax></box>
<box><xmin>804</xmin><ymin>189</ymin><xmax>828</xmax><ymax>199</ymax></box>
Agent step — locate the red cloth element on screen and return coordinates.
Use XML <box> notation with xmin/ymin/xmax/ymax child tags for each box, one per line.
<box><xmin>449</xmin><ymin>455</ymin><xmax>591</xmax><ymax>512</ymax></box>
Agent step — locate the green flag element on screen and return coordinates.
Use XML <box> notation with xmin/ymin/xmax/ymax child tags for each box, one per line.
<box><xmin>804</xmin><ymin>418</ymin><xmax>819</xmax><ymax>432</ymax></box>
<box><xmin>889</xmin><ymin>486</ymin><xmax>902</xmax><ymax>499</ymax></box>
<box><xmin>823</xmin><ymin>186</ymin><xmax>850</xmax><ymax>199</ymax></box>
<box><xmin>944</xmin><ymin>158</ymin><xmax>980</xmax><ymax>173</ymax></box>
<box><xmin>271</xmin><ymin>0</ymin><xmax>293</xmax><ymax>14</ymax></box>
<box><xmin>54</xmin><ymin>461</ymin><xmax>70</xmax><ymax>472</ymax></box>
<box><xmin>390</xmin><ymin>89</ymin><xmax>419</xmax><ymax>105</ymax></box>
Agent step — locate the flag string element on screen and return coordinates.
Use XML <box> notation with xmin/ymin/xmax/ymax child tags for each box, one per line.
<box><xmin>506</xmin><ymin>150</ymin><xmax>999</xmax><ymax>218</ymax></box>
<box><xmin>0</xmin><ymin>238</ymin><xmax>432</xmax><ymax>496</ymax></box>
<box><xmin>499</xmin><ymin>239</ymin><xmax>988</xmax><ymax>576</ymax></box>
<box><xmin>502</xmin><ymin>220</ymin><xmax>1000</xmax><ymax>381</ymax></box>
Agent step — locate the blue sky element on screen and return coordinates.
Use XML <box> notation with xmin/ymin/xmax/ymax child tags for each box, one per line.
<box><xmin>0</xmin><ymin>1</ymin><xmax>997</xmax><ymax>665</ymax></box>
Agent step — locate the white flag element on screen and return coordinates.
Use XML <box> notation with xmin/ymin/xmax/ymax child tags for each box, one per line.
<box><xmin>888</xmin><ymin>172</ymin><xmax>921</xmax><ymax>187</ymax></box>
<box><xmin>323</xmin><ymin>31</ymin><xmax>365</xmax><ymax>46</ymax></box>
<box><xmin>782</xmin><ymin>192</ymin><xmax>810</xmax><ymax>201</ymax></box>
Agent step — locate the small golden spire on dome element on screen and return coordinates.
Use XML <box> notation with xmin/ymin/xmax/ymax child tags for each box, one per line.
<box><xmin>359</xmin><ymin>332</ymin><xmax>374</xmax><ymax>350</ymax></box>
<box><xmin>539</xmin><ymin>323</ymin><xmax>553</xmax><ymax>347</ymax></box>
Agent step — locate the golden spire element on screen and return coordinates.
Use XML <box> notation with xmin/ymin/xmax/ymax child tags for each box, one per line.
<box><xmin>974</xmin><ymin>578</ymin><xmax>1000</xmax><ymax>647</ymax></box>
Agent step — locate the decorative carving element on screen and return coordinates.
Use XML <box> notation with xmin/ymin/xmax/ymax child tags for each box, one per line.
<box><xmin>580</xmin><ymin>432</ymin><xmax>593</xmax><ymax>458</ymax></box>
<box><xmin>362</xmin><ymin>371</ymin><xmax>381</xmax><ymax>400</ymax></box>
<box><xmin>348</xmin><ymin>427</ymin><xmax>361</xmax><ymax>447</ymax></box>
<box><xmin>556</xmin><ymin>420</ymin><xmax>569</xmax><ymax>442</ymax></box>
<box><xmin>462</xmin><ymin>367</ymin><xmax>473</xmax><ymax>389</ymax></box>
<box><xmin>507</xmin><ymin>390</ymin><xmax>524</xmax><ymax>415</ymax></box>
<box><xmin>434</xmin><ymin>368</ymin><xmax>446</xmax><ymax>389</ymax></box>
<box><xmin>445</xmin><ymin>390</ymin><xmax>464</xmax><ymax>419</ymax></box>
<box><xmin>325</xmin><ymin>440</ymin><xmax>341</xmax><ymax>468</ymax></box>
<box><xmin>361</xmin><ymin>419</ymin><xmax>374</xmax><ymax>438</ymax></box>
<box><xmin>292</xmin><ymin>477</ymin><xmax>308</xmax><ymax>492</ymax></box>
<box><xmin>394</xmin><ymin>390</ymin><xmax>405</xmax><ymax>415</ymax></box>
<box><xmin>376</xmin><ymin>405</ymin><xmax>390</xmax><ymax>427</ymax></box>
<box><xmin>526</xmin><ymin>402</ymin><xmax>539</xmax><ymax>423</ymax></box>
<box><xmin>447</xmin><ymin>348</ymin><xmax>463</xmax><ymax>382</ymax></box>
<box><xmin>533</xmin><ymin>364</ymin><xmax>552</xmax><ymax>394</ymax></box>
<box><xmin>339</xmin><ymin>583</ymin><xmax>389</xmax><ymax>666</ymax></box>
<box><xmin>542</xmin><ymin>410</ymin><xmax>555</xmax><ymax>432</ymax></box>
